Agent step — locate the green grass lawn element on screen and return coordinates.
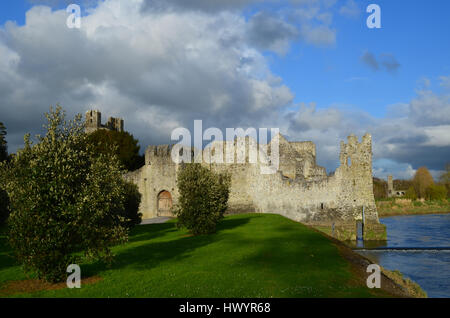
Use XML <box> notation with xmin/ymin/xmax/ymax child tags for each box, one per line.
<box><xmin>0</xmin><ymin>213</ymin><xmax>391</xmax><ymax>297</ymax></box>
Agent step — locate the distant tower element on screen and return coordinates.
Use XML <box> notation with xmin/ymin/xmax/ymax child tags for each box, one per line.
<box><xmin>106</xmin><ymin>117</ymin><xmax>124</xmax><ymax>132</ymax></box>
<box><xmin>84</xmin><ymin>109</ymin><xmax>124</xmax><ymax>133</ymax></box>
<box><xmin>85</xmin><ymin>110</ymin><xmax>102</xmax><ymax>134</ymax></box>
<box><xmin>387</xmin><ymin>175</ymin><xmax>393</xmax><ymax>197</ymax></box>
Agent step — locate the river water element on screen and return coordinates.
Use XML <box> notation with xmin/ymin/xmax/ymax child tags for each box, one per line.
<box><xmin>356</xmin><ymin>213</ymin><xmax>450</xmax><ymax>298</ymax></box>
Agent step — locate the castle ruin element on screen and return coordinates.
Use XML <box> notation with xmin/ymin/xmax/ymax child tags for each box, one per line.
<box><xmin>122</xmin><ymin>125</ymin><xmax>386</xmax><ymax>240</ymax></box>
<box><xmin>83</xmin><ymin>111</ymin><xmax>385</xmax><ymax>240</ymax></box>
<box><xmin>85</xmin><ymin>110</ymin><xmax>124</xmax><ymax>134</ymax></box>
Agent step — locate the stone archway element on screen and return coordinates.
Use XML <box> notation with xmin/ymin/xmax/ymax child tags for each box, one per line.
<box><xmin>157</xmin><ymin>190</ymin><xmax>173</xmax><ymax>217</ymax></box>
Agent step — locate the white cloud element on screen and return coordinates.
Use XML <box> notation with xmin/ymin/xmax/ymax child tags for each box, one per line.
<box><xmin>338</xmin><ymin>0</ymin><xmax>359</xmax><ymax>18</ymax></box>
<box><xmin>409</xmin><ymin>89</ymin><xmax>450</xmax><ymax>126</ymax></box>
<box><xmin>439</xmin><ymin>75</ymin><xmax>450</xmax><ymax>90</ymax></box>
<box><xmin>0</xmin><ymin>0</ymin><xmax>295</xmax><ymax>152</ymax></box>
<box><xmin>299</xmin><ymin>23</ymin><xmax>335</xmax><ymax>46</ymax></box>
<box><xmin>423</xmin><ymin>125</ymin><xmax>450</xmax><ymax>147</ymax></box>
<box><xmin>246</xmin><ymin>12</ymin><xmax>299</xmax><ymax>55</ymax></box>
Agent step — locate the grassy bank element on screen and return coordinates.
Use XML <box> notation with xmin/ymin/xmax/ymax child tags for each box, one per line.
<box><xmin>377</xmin><ymin>198</ymin><xmax>450</xmax><ymax>217</ymax></box>
<box><xmin>0</xmin><ymin>214</ymin><xmax>411</xmax><ymax>298</ymax></box>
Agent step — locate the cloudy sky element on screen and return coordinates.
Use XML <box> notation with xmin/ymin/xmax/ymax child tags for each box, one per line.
<box><xmin>0</xmin><ymin>0</ymin><xmax>449</xmax><ymax>180</ymax></box>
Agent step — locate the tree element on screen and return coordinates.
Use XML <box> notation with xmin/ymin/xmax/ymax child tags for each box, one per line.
<box><xmin>0</xmin><ymin>122</ymin><xmax>10</xmax><ymax>224</ymax></box>
<box><xmin>174</xmin><ymin>163</ymin><xmax>231</xmax><ymax>235</ymax></box>
<box><xmin>119</xmin><ymin>181</ymin><xmax>142</xmax><ymax>228</ymax></box>
<box><xmin>439</xmin><ymin>163</ymin><xmax>450</xmax><ymax>198</ymax></box>
<box><xmin>425</xmin><ymin>184</ymin><xmax>447</xmax><ymax>201</ymax></box>
<box><xmin>0</xmin><ymin>122</ymin><xmax>7</xmax><ymax>162</ymax></box>
<box><xmin>373</xmin><ymin>177</ymin><xmax>388</xmax><ymax>199</ymax></box>
<box><xmin>393</xmin><ymin>179</ymin><xmax>413</xmax><ymax>191</ymax></box>
<box><xmin>87</xmin><ymin>129</ymin><xmax>144</xmax><ymax>171</ymax></box>
<box><xmin>405</xmin><ymin>186</ymin><xmax>417</xmax><ymax>200</ymax></box>
<box><xmin>0</xmin><ymin>188</ymin><xmax>9</xmax><ymax>226</ymax></box>
<box><xmin>412</xmin><ymin>166</ymin><xmax>434</xmax><ymax>199</ymax></box>
<box><xmin>0</xmin><ymin>106</ymin><xmax>129</xmax><ymax>282</ymax></box>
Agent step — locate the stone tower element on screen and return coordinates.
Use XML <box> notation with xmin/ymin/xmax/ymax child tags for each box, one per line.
<box><xmin>106</xmin><ymin>117</ymin><xmax>124</xmax><ymax>132</ymax></box>
<box><xmin>387</xmin><ymin>175</ymin><xmax>394</xmax><ymax>197</ymax></box>
<box><xmin>336</xmin><ymin>133</ymin><xmax>379</xmax><ymax>223</ymax></box>
<box><xmin>85</xmin><ymin>110</ymin><xmax>102</xmax><ymax>133</ymax></box>
<box><xmin>85</xmin><ymin>109</ymin><xmax>124</xmax><ymax>134</ymax></box>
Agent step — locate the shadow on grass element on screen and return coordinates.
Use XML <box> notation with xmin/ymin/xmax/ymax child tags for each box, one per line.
<box><xmin>0</xmin><ymin>228</ymin><xmax>19</xmax><ymax>272</ymax></box>
<box><xmin>82</xmin><ymin>216</ymin><xmax>251</xmax><ymax>277</ymax></box>
<box><xmin>128</xmin><ymin>223</ymin><xmax>177</xmax><ymax>244</ymax></box>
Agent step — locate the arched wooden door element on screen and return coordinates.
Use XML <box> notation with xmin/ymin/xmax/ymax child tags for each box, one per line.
<box><xmin>157</xmin><ymin>191</ymin><xmax>173</xmax><ymax>216</ymax></box>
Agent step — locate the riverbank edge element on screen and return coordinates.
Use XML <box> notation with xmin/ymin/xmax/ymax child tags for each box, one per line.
<box><xmin>306</xmin><ymin>224</ymin><xmax>427</xmax><ymax>298</ymax></box>
<box><xmin>378</xmin><ymin>210</ymin><xmax>450</xmax><ymax>217</ymax></box>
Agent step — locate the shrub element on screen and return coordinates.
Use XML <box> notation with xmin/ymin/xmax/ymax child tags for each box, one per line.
<box><xmin>405</xmin><ymin>186</ymin><xmax>417</xmax><ymax>200</ymax></box>
<box><xmin>119</xmin><ymin>181</ymin><xmax>142</xmax><ymax>228</ymax></box>
<box><xmin>439</xmin><ymin>164</ymin><xmax>450</xmax><ymax>198</ymax></box>
<box><xmin>373</xmin><ymin>177</ymin><xmax>388</xmax><ymax>200</ymax></box>
<box><xmin>87</xmin><ymin>129</ymin><xmax>144</xmax><ymax>171</ymax></box>
<box><xmin>425</xmin><ymin>184</ymin><xmax>447</xmax><ymax>201</ymax></box>
<box><xmin>174</xmin><ymin>163</ymin><xmax>231</xmax><ymax>235</ymax></box>
<box><xmin>0</xmin><ymin>187</ymin><xmax>10</xmax><ymax>226</ymax></box>
<box><xmin>0</xmin><ymin>106</ymin><xmax>129</xmax><ymax>282</ymax></box>
<box><xmin>412</xmin><ymin>167</ymin><xmax>434</xmax><ymax>198</ymax></box>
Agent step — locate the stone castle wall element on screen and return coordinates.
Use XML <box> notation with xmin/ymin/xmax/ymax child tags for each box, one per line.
<box><xmin>124</xmin><ymin>132</ymin><xmax>380</xmax><ymax>227</ymax></box>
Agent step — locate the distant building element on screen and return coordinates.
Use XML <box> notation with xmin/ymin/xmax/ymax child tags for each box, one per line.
<box><xmin>387</xmin><ymin>175</ymin><xmax>406</xmax><ymax>197</ymax></box>
<box><xmin>85</xmin><ymin>110</ymin><xmax>124</xmax><ymax>134</ymax></box>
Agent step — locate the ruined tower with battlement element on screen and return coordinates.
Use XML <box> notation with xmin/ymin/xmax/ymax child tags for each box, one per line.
<box><xmin>124</xmin><ymin>132</ymin><xmax>385</xmax><ymax>240</ymax></box>
<box><xmin>85</xmin><ymin>110</ymin><xmax>124</xmax><ymax>134</ymax></box>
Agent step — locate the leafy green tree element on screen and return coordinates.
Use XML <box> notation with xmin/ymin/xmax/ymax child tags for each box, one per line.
<box><xmin>0</xmin><ymin>106</ymin><xmax>129</xmax><ymax>282</ymax></box>
<box><xmin>393</xmin><ymin>179</ymin><xmax>413</xmax><ymax>191</ymax></box>
<box><xmin>0</xmin><ymin>122</ymin><xmax>7</xmax><ymax>162</ymax></box>
<box><xmin>412</xmin><ymin>166</ymin><xmax>434</xmax><ymax>199</ymax></box>
<box><xmin>0</xmin><ymin>122</ymin><xmax>10</xmax><ymax>224</ymax></box>
<box><xmin>0</xmin><ymin>188</ymin><xmax>10</xmax><ymax>226</ymax></box>
<box><xmin>373</xmin><ymin>177</ymin><xmax>388</xmax><ymax>200</ymax></box>
<box><xmin>439</xmin><ymin>163</ymin><xmax>450</xmax><ymax>198</ymax></box>
<box><xmin>425</xmin><ymin>184</ymin><xmax>447</xmax><ymax>201</ymax></box>
<box><xmin>175</xmin><ymin>163</ymin><xmax>231</xmax><ymax>235</ymax></box>
<box><xmin>87</xmin><ymin>129</ymin><xmax>144</xmax><ymax>171</ymax></box>
<box><xmin>119</xmin><ymin>181</ymin><xmax>142</xmax><ymax>228</ymax></box>
<box><xmin>405</xmin><ymin>186</ymin><xmax>417</xmax><ymax>200</ymax></box>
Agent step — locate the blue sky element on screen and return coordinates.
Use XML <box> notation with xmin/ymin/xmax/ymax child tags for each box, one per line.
<box><xmin>268</xmin><ymin>0</ymin><xmax>450</xmax><ymax>117</ymax></box>
<box><xmin>0</xmin><ymin>0</ymin><xmax>449</xmax><ymax>179</ymax></box>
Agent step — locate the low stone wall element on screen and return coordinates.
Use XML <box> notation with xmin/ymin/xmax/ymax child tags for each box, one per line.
<box><xmin>363</xmin><ymin>223</ymin><xmax>387</xmax><ymax>241</ymax></box>
<box><xmin>309</xmin><ymin>221</ymin><xmax>387</xmax><ymax>241</ymax></box>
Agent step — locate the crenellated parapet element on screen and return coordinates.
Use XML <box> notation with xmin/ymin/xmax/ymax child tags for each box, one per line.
<box><xmin>339</xmin><ymin>133</ymin><xmax>372</xmax><ymax>169</ymax></box>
